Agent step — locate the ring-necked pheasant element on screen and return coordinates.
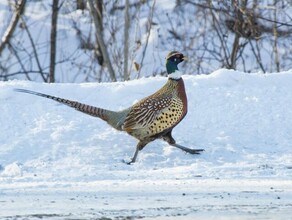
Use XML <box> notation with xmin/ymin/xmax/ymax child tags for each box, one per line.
<box><xmin>15</xmin><ymin>51</ymin><xmax>203</xmax><ymax>164</ymax></box>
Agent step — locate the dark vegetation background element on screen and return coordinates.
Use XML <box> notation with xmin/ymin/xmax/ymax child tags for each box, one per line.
<box><xmin>0</xmin><ymin>0</ymin><xmax>291</xmax><ymax>82</ymax></box>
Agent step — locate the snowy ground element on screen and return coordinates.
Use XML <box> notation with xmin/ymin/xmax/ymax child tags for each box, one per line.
<box><xmin>0</xmin><ymin>69</ymin><xmax>292</xmax><ymax>219</ymax></box>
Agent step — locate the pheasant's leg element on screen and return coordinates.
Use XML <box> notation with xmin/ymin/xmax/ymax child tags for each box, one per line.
<box><xmin>162</xmin><ymin>131</ymin><xmax>204</xmax><ymax>154</ymax></box>
<box><xmin>124</xmin><ymin>141</ymin><xmax>147</xmax><ymax>164</ymax></box>
<box><xmin>127</xmin><ymin>147</ymin><xmax>139</xmax><ymax>164</ymax></box>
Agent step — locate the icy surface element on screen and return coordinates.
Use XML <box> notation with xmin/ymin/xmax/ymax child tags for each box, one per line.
<box><xmin>0</xmin><ymin>69</ymin><xmax>292</xmax><ymax>219</ymax></box>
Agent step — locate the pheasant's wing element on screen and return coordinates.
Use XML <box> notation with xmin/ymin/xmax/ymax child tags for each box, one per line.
<box><xmin>122</xmin><ymin>95</ymin><xmax>172</xmax><ymax>132</ymax></box>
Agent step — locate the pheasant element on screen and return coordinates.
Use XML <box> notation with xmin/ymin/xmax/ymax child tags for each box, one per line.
<box><xmin>15</xmin><ymin>51</ymin><xmax>203</xmax><ymax>164</ymax></box>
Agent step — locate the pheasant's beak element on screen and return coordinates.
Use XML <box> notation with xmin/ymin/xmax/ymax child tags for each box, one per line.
<box><xmin>182</xmin><ymin>56</ymin><xmax>188</xmax><ymax>61</ymax></box>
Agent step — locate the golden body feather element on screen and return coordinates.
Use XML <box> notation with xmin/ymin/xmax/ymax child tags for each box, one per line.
<box><xmin>123</xmin><ymin>78</ymin><xmax>187</xmax><ymax>141</ymax></box>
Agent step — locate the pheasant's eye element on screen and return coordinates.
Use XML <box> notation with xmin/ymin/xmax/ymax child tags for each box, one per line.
<box><xmin>174</xmin><ymin>58</ymin><xmax>177</xmax><ymax>62</ymax></box>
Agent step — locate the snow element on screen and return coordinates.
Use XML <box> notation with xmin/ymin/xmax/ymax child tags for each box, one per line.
<box><xmin>0</xmin><ymin>69</ymin><xmax>292</xmax><ymax>219</ymax></box>
<box><xmin>0</xmin><ymin>162</ymin><xmax>22</xmax><ymax>177</ymax></box>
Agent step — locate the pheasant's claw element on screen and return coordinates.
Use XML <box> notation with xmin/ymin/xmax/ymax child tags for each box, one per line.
<box><xmin>186</xmin><ymin>148</ymin><xmax>204</xmax><ymax>154</ymax></box>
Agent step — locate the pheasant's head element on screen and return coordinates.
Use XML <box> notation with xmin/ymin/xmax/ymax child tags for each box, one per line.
<box><xmin>165</xmin><ymin>51</ymin><xmax>187</xmax><ymax>79</ymax></box>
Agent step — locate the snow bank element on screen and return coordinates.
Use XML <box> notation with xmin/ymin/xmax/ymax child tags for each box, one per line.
<box><xmin>1</xmin><ymin>69</ymin><xmax>291</xmax><ymax>181</ymax></box>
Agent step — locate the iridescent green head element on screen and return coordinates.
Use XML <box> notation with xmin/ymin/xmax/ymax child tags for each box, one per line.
<box><xmin>165</xmin><ymin>51</ymin><xmax>187</xmax><ymax>79</ymax></box>
<box><xmin>166</xmin><ymin>51</ymin><xmax>186</xmax><ymax>74</ymax></box>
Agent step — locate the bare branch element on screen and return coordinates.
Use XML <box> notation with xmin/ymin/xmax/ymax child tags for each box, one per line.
<box><xmin>137</xmin><ymin>0</ymin><xmax>156</xmax><ymax>79</ymax></box>
<box><xmin>20</xmin><ymin>18</ymin><xmax>47</xmax><ymax>82</ymax></box>
<box><xmin>249</xmin><ymin>40</ymin><xmax>265</xmax><ymax>73</ymax></box>
<box><xmin>0</xmin><ymin>0</ymin><xmax>26</xmax><ymax>55</ymax></box>
<box><xmin>207</xmin><ymin>0</ymin><xmax>231</xmax><ymax>67</ymax></box>
<box><xmin>7</xmin><ymin>42</ymin><xmax>31</xmax><ymax>80</ymax></box>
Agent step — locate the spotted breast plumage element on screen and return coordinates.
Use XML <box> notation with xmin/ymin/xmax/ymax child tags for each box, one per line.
<box><xmin>15</xmin><ymin>51</ymin><xmax>204</xmax><ymax>164</ymax></box>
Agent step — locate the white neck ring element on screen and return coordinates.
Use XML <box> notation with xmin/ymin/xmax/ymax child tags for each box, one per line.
<box><xmin>168</xmin><ymin>70</ymin><xmax>182</xmax><ymax>79</ymax></box>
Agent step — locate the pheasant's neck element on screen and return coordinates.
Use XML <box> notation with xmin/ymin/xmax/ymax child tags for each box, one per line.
<box><xmin>168</xmin><ymin>70</ymin><xmax>182</xmax><ymax>80</ymax></box>
<box><xmin>166</xmin><ymin>61</ymin><xmax>182</xmax><ymax>80</ymax></box>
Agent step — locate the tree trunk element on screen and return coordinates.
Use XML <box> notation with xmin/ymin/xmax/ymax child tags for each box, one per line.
<box><xmin>88</xmin><ymin>0</ymin><xmax>116</xmax><ymax>82</ymax></box>
<box><xmin>123</xmin><ymin>0</ymin><xmax>130</xmax><ymax>80</ymax></box>
<box><xmin>76</xmin><ymin>0</ymin><xmax>86</xmax><ymax>10</ymax></box>
<box><xmin>230</xmin><ymin>34</ymin><xmax>240</xmax><ymax>69</ymax></box>
<box><xmin>273</xmin><ymin>0</ymin><xmax>280</xmax><ymax>72</ymax></box>
<box><xmin>94</xmin><ymin>0</ymin><xmax>103</xmax><ymax>66</ymax></box>
<box><xmin>49</xmin><ymin>0</ymin><xmax>59</xmax><ymax>83</ymax></box>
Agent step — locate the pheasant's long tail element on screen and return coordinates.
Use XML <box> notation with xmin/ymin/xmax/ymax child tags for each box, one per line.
<box><xmin>14</xmin><ymin>89</ymin><xmax>109</xmax><ymax>120</ymax></box>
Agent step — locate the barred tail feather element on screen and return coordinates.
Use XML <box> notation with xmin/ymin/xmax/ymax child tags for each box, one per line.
<box><xmin>14</xmin><ymin>89</ymin><xmax>108</xmax><ymax>121</ymax></box>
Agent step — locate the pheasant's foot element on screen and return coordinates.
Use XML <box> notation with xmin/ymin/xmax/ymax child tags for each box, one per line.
<box><xmin>171</xmin><ymin>143</ymin><xmax>204</xmax><ymax>154</ymax></box>
<box><xmin>184</xmin><ymin>148</ymin><xmax>204</xmax><ymax>154</ymax></box>
<box><xmin>122</xmin><ymin>158</ymin><xmax>135</xmax><ymax>165</ymax></box>
<box><xmin>122</xmin><ymin>146</ymin><xmax>139</xmax><ymax>165</ymax></box>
